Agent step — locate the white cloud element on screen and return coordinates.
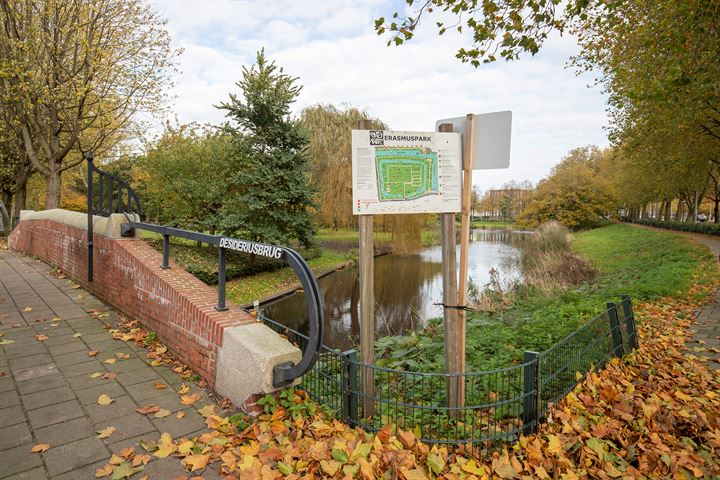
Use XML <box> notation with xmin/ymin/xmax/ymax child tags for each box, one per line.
<box><xmin>150</xmin><ymin>0</ymin><xmax>609</xmax><ymax>191</ymax></box>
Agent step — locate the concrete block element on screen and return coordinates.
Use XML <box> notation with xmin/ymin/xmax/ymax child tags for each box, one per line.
<box><xmin>215</xmin><ymin>323</ymin><xmax>301</xmax><ymax>412</ymax></box>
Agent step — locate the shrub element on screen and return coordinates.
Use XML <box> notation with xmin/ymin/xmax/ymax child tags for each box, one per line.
<box><xmin>520</xmin><ymin>221</ymin><xmax>597</xmax><ymax>292</ymax></box>
<box><xmin>634</xmin><ymin>218</ymin><xmax>720</xmax><ymax>236</ymax></box>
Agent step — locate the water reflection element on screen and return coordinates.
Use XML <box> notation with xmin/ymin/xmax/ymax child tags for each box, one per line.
<box><xmin>262</xmin><ymin>229</ymin><xmax>529</xmax><ymax>350</ymax></box>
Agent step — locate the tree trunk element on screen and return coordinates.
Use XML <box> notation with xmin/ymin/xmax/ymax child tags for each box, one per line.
<box><xmin>664</xmin><ymin>199</ymin><xmax>672</xmax><ymax>221</ymax></box>
<box><xmin>675</xmin><ymin>200</ymin><xmax>684</xmax><ymax>222</ymax></box>
<box><xmin>12</xmin><ymin>166</ymin><xmax>29</xmax><ymax>225</ymax></box>
<box><xmin>640</xmin><ymin>205</ymin><xmax>647</xmax><ymax>219</ymax></box>
<box><xmin>45</xmin><ymin>169</ymin><xmax>62</xmax><ymax>209</ymax></box>
<box><xmin>687</xmin><ymin>196</ymin><xmax>697</xmax><ymax>223</ymax></box>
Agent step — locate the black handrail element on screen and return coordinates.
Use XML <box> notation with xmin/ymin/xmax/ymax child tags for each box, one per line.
<box><xmin>127</xmin><ymin>221</ymin><xmax>324</xmax><ymax>388</ymax></box>
<box><xmin>86</xmin><ymin>152</ymin><xmax>143</xmax><ymax>282</ymax></box>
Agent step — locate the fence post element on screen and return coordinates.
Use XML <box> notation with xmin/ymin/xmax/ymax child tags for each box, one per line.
<box><xmin>161</xmin><ymin>234</ymin><xmax>170</xmax><ymax>269</ymax></box>
<box><xmin>606</xmin><ymin>302</ymin><xmax>624</xmax><ymax>357</ymax></box>
<box><xmin>215</xmin><ymin>247</ymin><xmax>228</xmax><ymax>311</ymax></box>
<box><xmin>342</xmin><ymin>349</ymin><xmax>359</xmax><ymax>424</ymax></box>
<box><xmin>621</xmin><ymin>295</ymin><xmax>639</xmax><ymax>350</ymax></box>
<box><xmin>522</xmin><ymin>350</ymin><xmax>539</xmax><ymax>435</ymax></box>
<box><xmin>86</xmin><ymin>152</ymin><xmax>94</xmax><ymax>283</ymax></box>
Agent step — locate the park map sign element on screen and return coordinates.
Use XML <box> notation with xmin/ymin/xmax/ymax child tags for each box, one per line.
<box><xmin>351</xmin><ymin>130</ymin><xmax>462</xmax><ymax>214</ymax></box>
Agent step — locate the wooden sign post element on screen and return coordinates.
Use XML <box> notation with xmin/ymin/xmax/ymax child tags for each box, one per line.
<box><xmin>438</xmin><ymin>123</ymin><xmax>463</xmax><ymax>412</ymax></box>
<box><xmin>357</xmin><ymin>119</ymin><xmax>375</xmax><ymax>419</ymax></box>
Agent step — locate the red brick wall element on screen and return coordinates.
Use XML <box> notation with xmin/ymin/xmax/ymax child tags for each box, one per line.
<box><xmin>9</xmin><ymin>219</ymin><xmax>254</xmax><ymax>386</ymax></box>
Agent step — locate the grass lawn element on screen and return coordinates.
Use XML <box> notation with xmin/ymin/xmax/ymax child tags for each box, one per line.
<box><xmin>469</xmin><ymin>220</ymin><xmax>521</xmax><ymax>229</ymax></box>
<box><xmin>225</xmin><ymin>250</ymin><xmax>349</xmax><ymax>305</ymax></box>
<box><xmin>375</xmin><ymin>224</ymin><xmax>718</xmax><ymax>372</ymax></box>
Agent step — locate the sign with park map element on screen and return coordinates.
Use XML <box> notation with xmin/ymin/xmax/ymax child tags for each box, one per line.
<box><xmin>351</xmin><ymin>130</ymin><xmax>462</xmax><ymax>214</ymax></box>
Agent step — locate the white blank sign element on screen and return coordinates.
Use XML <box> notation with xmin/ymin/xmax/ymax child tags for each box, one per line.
<box><xmin>436</xmin><ymin>110</ymin><xmax>512</xmax><ymax>170</ymax></box>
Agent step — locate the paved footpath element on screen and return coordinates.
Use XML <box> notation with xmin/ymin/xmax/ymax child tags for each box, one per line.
<box><xmin>0</xmin><ymin>249</ymin><xmax>222</xmax><ymax>479</ymax></box>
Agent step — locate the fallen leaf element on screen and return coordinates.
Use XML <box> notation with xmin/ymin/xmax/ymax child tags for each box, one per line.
<box><xmin>23</xmin><ymin>307</ymin><xmax>32</xmax><ymax>312</ymax></box>
<box><xmin>97</xmin><ymin>426</ymin><xmax>116</xmax><ymax>439</ymax></box>
<box><xmin>115</xmin><ymin>352</ymin><xmax>130</xmax><ymax>360</ymax></box>
<box><xmin>0</xmin><ymin>371</ymin><xmax>5</xmax><ymax>377</ymax></box>
<box><xmin>88</xmin><ymin>350</ymin><xmax>99</xmax><ymax>357</ymax></box>
<box><xmin>110</xmin><ymin>461</ymin><xmax>143</xmax><ymax>479</ymax></box>
<box><xmin>90</xmin><ymin>372</ymin><xmax>103</xmax><ymax>379</ymax></box>
<box><xmin>104</xmin><ymin>358</ymin><xmax>116</xmax><ymax>365</ymax></box>
<box><xmin>176</xmin><ymin>411</ymin><xmax>186</xmax><ymax>419</ymax></box>
<box><xmin>30</xmin><ymin>444</ymin><xmax>50</xmax><ymax>453</ymax></box>
<box><xmin>34</xmin><ymin>334</ymin><xmax>48</xmax><ymax>341</ymax></box>
<box><xmin>136</xmin><ymin>405</ymin><xmax>160</xmax><ymax>415</ymax></box>
<box><xmin>178</xmin><ymin>384</ymin><xmax>190</xmax><ymax>394</ymax></box>
<box><xmin>154</xmin><ymin>408</ymin><xmax>171</xmax><ymax>418</ymax></box>
<box><xmin>72</xmin><ymin>332</ymin><xmax>82</xmax><ymax>337</ymax></box>
<box><xmin>183</xmin><ymin>454</ymin><xmax>210</xmax><ymax>472</ymax></box>
<box><xmin>181</xmin><ymin>393</ymin><xmax>201</xmax><ymax>405</ymax></box>
<box><xmin>132</xmin><ymin>454</ymin><xmax>151</xmax><ymax>467</ymax></box>
<box><xmin>119</xmin><ymin>447</ymin><xmax>135</xmax><ymax>459</ymax></box>
<box><xmin>103</xmin><ymin>372</ymin><xmax>117</xmax><ymax>380</ymax></box>
<box><xmin>197</xmin><ymin>404</ymin><xmax>215</xmax><ymax>418</ymax></box>
<box><xmin>153</xmin><ymin>382</ymin><xmax>168</xmax><ymax>390</ymax></box>
<box><xmin>97</xmin><ymin>394</ymin><xmax>114</xmax><ymax>406</ymax></box>
<box><xmin>154</xmin><ymin>432</ymin><xmax>176</xmax><ymax>458</ymax></box>
<box><xmin>0</xmin><ymin>340</ymin><xmax>15</xmax><ymax>345</ymax></box>
<box><xmin>95</xmin><ymin>464</ymin><xmax>113</xmax><ymax>478</ymax></box>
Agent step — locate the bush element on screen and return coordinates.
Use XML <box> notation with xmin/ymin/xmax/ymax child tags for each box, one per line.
<box><xmin>634</xmin><ymin>218</ymin><xmax>720</xmax><ymax>236</ymax></box>
<box><xmin>520</xmin><ymin>221</ymin><xmax>597</xmax><ymax>292</ymax></box>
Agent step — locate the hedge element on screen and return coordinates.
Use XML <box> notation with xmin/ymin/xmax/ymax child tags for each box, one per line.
<box><xmin>634</xmin><ymin>218</ymin><xmax>720</xmax><ymax>236</ymax></box>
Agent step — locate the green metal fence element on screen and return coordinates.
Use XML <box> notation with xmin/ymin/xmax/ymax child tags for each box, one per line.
<box><xmin>259</xmin><ymin>295</ymin><xmax>638</xmax><ymax>454</ymax></box>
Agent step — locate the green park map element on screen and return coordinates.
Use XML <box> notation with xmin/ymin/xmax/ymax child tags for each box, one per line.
<box><xmin>375</xmin><ymin>146</ymin><xmax>440</xmax><ymax>201</ymax></box>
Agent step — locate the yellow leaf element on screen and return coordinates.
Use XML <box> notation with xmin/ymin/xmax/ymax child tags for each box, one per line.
<box><xmin>400</xmin><ymin>467</ymin><xmax>430</xmax><ymax>480</ymax></box>
<box><xmin>97</xmin><ymin>394</ymin><xmax>114</xmax><ymax>406</ymax></box>
<box><xmin>154</xmin><ymin>408</ymin><xmax>171</xmax><ymax>418</ymax></box>
<box><xmin>176</xmin><ymin>411</ymin><xmax>185</xmax><ymax>419</ymax></box>
<box><xmin>177</xmin><ymin>440</ymin><xmax>195</xmax><ymax>454</ymax></box>
<box><xmin>97</xmin><ymin>426</ymin><xmax>116</xmax><ymax>439</ymax></box>
<box><xmin>181</xmin><ymin>393</ymin><xmax>201</xmax><ymax>405</ymax></box>
<box><xmin>94</xmin><ymin>464</ymin><xmax>113</xmax><ymax>478</ymax></box>
<box><xmin>87</xmin><ymin>350</ymin><xmax>99</xmax><ymax>357</ymax></box>
<box><xmin>239</xmin><ymin>441</ymin><xmax>259</xmax><ymax>456</ymax></box>
<box><xmin>547</xmin><ymin>435</ymin><xmax>563</xmax><ymax>455</ymax></box>
<box><xmin>30</xmin><ymin>444</ymin><xmax>50</xmax><ymax>453</ymax></box>
<box><xmin>153</xmin><ymin>382</ymin><xmax>168</xmax><ymax>390</ymax></box>
<box><xmin>197</xmin><ymin>404</ymin><xmax>215</xmax><ymax>417</ymax></box>
<box><xmin>178</xmin><ymin>384</ymin><xmax>190</xmax><ymax>394</ymax></box>
<box><xmin>108</xmin><ymin>454</ymin><xmax>124</xmax><ymax>465</ymax></box>
<box><xmin>320</xmin><ymin>459</ymin><xmax>341</xmax><ymax>477</ymax></box>
<box><xmin>104</xmin><ymin>358</ymin><xmax>116</xmax><ymax>365</ymax></box>
<box><xmin>154</xmin><ymin>432</ymin><xmax>175</xmax><ymax>458</ymax></box>
<box><xmin>183</xmin><ymin>454</ymin><xmax>210</xmax><ymax>472</ymax></box>
<box><xmin>23</xmin><ymin>307</ymin><xmax>32</xmax><ymax>312</ymax></box>
<box><xmin>115</xmin><ymin>352</ymin><xmax>130</xmax><ymax>359</ymax></box>
<box><xmin>34</xmin><ymin>334</ymin><xmax>48</xmax><ymax>341</ymax></box>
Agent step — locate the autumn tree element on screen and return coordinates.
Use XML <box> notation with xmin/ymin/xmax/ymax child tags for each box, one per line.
<box><xmin>519</xmin><ymin>146</ymin><xmax>616</xmax><ymax>229</ymax></box>
<box><xmin>300</xmin><ymin>105</ymin><xmax>385</xmax><ymax>229</ymax></box>
<box><xmin>0</xmin><ymin>0</ymin><xmax>177</xmax><ymax>208</ymax></box>
<box><xmin>218</xmin><ymin>50</ymin><xmax>316</xmax><ymax>249</ymax></box>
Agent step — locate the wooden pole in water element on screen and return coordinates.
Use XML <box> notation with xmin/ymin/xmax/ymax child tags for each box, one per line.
<box><xmin>438</xmin><ymin>122</ymin><xmax>462</xmax><ymax>414</ymax></box>
<box><xmin>357</xmin><ymin>118</ymin><xmax>375</xmax><ymax>419</ymax></box>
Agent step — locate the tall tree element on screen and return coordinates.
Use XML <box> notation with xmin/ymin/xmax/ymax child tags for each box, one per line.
<box><xmin>300</xmin><ymin>104</ymin><xmax>385</xmax><ymax>229</ymax></box>
<box><xmin>218</xmin><ymin>50</ymin><xmax>316</xmax><ymax>249</ymax></box>
<box><xmin>0</xmin><ymin>0</ymin><xmax>177</xmax><ymax>208</ymax></box>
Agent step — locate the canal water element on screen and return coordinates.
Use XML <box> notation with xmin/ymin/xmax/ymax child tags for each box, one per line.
<box><xmin>262</xmin><ymin>229</ymin><xmax>530</xmax><ymax>350</ymax></box>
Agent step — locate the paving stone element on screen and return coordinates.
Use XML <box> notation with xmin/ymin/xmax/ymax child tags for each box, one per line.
<box><xmin>8</xmin><ymin>354</ymin><xmax>53</xmax><ymax>371</ymax></box>
<box><xmin>0</xmin><ymin>405</ymin><xmax>25</xmax><ymax>428</ymax></box>
<box><xmin>52</xmin><ymin>349</ymin><xmax>96</xmax><ymax>366</ymax></box>
<box><xmin>3</xmin><ymin>467</ymin><xmax>49</xmax><ymax>480</ymax></box>
<box><xmin>0</xmin><ymin>443</ymin><xmax>43</xmax><ymax>479</ymax></box>
<box><xmin>12</xmin><ymin>364</ymin><xmax>59</xmax><ymax>383</ymax></box>
<box><xmin>85</xmin><ymin>395</ymin><xmax>138</xmax><ymax>424</ymax></box>
<box><xmin>57</xmin><ymin>360</ymin><xmax>104</xmax><ymax>377</ymax></box>
<box><xmin>135</xmin><ymin>456</ymin><xmax>188</xmax><ymax>478</ymax></box>
<box><xmin>151</xmin><ymin>408</ymin><xmax>207</xmax><ymax>438</ymax></box>
<box><xmin>95</xmin><ymin>413</ymin><xmax>156</xmax><ymax>443</ymax></box>
<box><xmin>0</xmin><ymin>422</ymin><xmax>33</xmax><ymax>451</ymax></box>
<box><xmin>42</xmin><ymin>436</ymin><xmax>109</xmax><ymax>477</ymax></box>
<box><xmin>39</xmin><ymin>335</ymin><xmax>75</xmax><ymax>347</ymax></box>
<box><xmin>16</xmin><ymin>373</ymin><xmax>65</xmax><ymax>395</ymax></box>
<box><xmin>65</xmin><ymin>371</ymin><xmax>113</xmax><ymax>391</ymax></box>
<box><xmin>104</xmin><ymin>358</ymin><xmax>146</xmax><ymax>373</ymax></box>
<box><xmin>76</xmin><ymin>332</ymin><xmax>111</xmax><ymax>344</ymax></box>
<box><xmin>4</xmin><ymin>345</ymin><xmax>47</xmax><ymax>359</ymax></box>
<box><xmin>116</xmin><ymin>368</ymin><xmax>162</xmax><ymax>387</ymax></box>
<box><xmin>0</xmin><ymin>389</ymin><xmax>21</xmax><ymax>408</ymax></box>
<box><xmin>21</xmin><ymin>386</ymin><xmax>75</xmax><ymax>411</ymax></box>
<box><xmin>34</xmin><ymin>417</ymin><xmax>95</xmax><ymax>447</ymax></box>
<box><xmin>75</xmin><ymin>381</ymin><xmax>127</xmax><ymax>406</ymax></box>
<box><xmin>0</xmin><ymin>377</ymin><xmax>13</xmax><ymax>393</ymax></box>
<box><xmin>51</xmin><ymin>460</ymin><xmax>108</xmax><ymax>480</ymax></box>
<box><xmin>27</xmin><ymin>399</ymin><xmax>84</xmax><ymax>429</ymax></box>
<box><xmin>107</xmin><ymin>432</ymin><xmax>161</xmax><ymax>453</ymax></box>
<box><xmin>124</xmin><ymin>379</ymin><xmax>170</xmax><ymax>402</ymax></box>
<box><xmin>45</xmin><ymin>341</ymin><xmax>87</xmax><ymax>356</ymax></box>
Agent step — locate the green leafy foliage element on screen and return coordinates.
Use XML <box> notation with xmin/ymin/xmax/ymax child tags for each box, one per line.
<box><xmin>635</xmin><ymin>218</ymin><xmax>720</xmax><ymax>236</ymax></box>
<box><xmin>218</xmin><ymin>50</ymin><xmax>316</xmax><ymax>249</ymax></box>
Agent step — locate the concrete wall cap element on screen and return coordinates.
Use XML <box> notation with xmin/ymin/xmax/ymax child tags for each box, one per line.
<box><xmin>16</xmin><ymin>208</ymin><xmax>135</xmax><ymax>239</ymax></box>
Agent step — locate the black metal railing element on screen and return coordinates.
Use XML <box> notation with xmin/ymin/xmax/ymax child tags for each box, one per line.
<box><xmin>260</xmin><ymin>296</ymin><xmax>639</xmax><ymax>454</ymax></box>
<box><xmin>86</xmin><ymin>152</ymin><xmax>143</xmax><ymax>282</ymax></box>
<box><xmin>0</xmin><ymin>200</ymin><xmax>9</xmax><ymax>233</ymax></box>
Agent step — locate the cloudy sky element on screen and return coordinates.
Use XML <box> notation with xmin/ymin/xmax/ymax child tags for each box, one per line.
<box><xmin>149</xmin><ymin>0</ymin><xmax>609</xmax><ymax>192</ymax></box>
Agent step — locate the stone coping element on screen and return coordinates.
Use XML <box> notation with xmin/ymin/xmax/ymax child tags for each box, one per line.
<box><xmin>18</xmin><ymin>209</ymin><xmax>139</xmax><ymax>239</ymax></box>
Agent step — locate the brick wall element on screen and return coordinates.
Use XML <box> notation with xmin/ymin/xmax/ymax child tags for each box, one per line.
<box><xmin>9</xmin><ymin>218</ymin><xmax>254</xmax><ymax>387</ymax></box>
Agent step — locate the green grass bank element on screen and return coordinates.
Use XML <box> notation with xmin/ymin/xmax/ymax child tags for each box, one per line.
<box><xmin>375</xmin><ymin>224</ymin><xmax>717</xmax><ymax>372</ymax></box>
